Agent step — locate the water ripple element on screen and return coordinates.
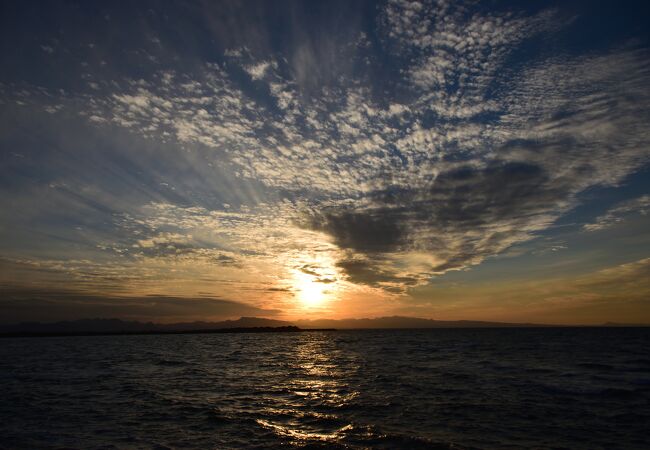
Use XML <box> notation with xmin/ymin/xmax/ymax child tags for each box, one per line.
<box><xmin>1</xmin><ymin>328</ymin><xmax>649</xmax><ymax>449</ymax></box>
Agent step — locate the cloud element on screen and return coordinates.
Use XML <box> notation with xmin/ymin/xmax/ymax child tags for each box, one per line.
<box><xmin>577</xmin><ymin>258</ymin><xmax>650</xmax><ymax>291</ymax></box>
<box><xmin>136</xmin><ymin>231</ymin><xmax>192</xmax><ymax>249</ymax></box>
<box><xmin>309</xmin><ymin>207</ymin><xmax>406</xmax><ymax>254</ymax></box>
<box><xmin>584</xmin><ymin>195</ymin><xmax>650</xmax><ymax>231</ymax></box>
<box><xmin>303</xmin><ymin>159</ymin><xmax>576</xmax><ymax>286</ymax></box>
<box><xmin>336</xmin><ymin>257</ymin><xmax>419</xmax><ymax>292</ymax></box>
<box><xmin>244</xmin><ymin>61</ymin><xmax>274</xmax><ymax>80</ymax></box>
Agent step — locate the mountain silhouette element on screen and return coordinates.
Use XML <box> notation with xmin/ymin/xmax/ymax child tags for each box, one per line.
<box><xmin>0</xmin><ymin>315</ymin><xmax>567</xmax><ymax>335</ymax></box>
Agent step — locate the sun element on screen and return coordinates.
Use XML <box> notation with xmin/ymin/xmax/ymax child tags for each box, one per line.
<box><xmin>294</xmin><ymin>272</ymin><xmax>326</xmax><ymax>308</ymax></box>
<box><xmin>289</xmin><ymin>251</ymin><xmax>342</xmax><ymax>310</ymax></box>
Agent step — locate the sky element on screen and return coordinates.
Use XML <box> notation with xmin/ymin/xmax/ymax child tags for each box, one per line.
<box><xmin>1</xmin><ymin>0</ymin><xmax>649</xmax><ymax>325</ymax></box>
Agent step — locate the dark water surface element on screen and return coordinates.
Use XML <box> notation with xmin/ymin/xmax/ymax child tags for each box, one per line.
<box><xmin>1</xmin><ymin>328</ymin><xmax>649</xmax><ymax>449</ymax></box>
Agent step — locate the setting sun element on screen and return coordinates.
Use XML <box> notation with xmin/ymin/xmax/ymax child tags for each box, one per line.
<box><xmin>294</xmin><ymin>272</ymin><xmax>327</xmax><ymax>308</ymax></box>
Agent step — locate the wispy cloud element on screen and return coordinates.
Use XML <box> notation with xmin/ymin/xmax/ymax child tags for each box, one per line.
<box><xmin>584</xmin><ymin>195</ymin><xmax>650</xmax><ymax>231</ymax></box>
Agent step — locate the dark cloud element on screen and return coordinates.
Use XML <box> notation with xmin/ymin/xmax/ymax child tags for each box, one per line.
<box><xmin>336</xmin><ymin>258</ymin><xmax>418</xmax><ymax>289</ymax></box>
<box><xmin>427</xmin><ymin>162</ymin><xmax>556</xmax><ymax>227</ymax></box>
<box><xmin>265</xmin><ymin>287</ymin><xmax>292</xmax><ymax>292</ymax></box>
<box><xmin>306</xmin><ymin>156</ymin><xmax>594</xmax><ymax>286</ymax></box>
<box><xmin>309</xmin><ymin>208</ymin><xmax>407</xmax><ymax>253</ymax></box>
<box><xmin>315</xmin><ymin>277</ymin><xmax>336</xmax><ymax>284</ymax></box>
<box><xmin>299</xmin><ymin>265</ymin><xmax>321</xmax><ymax>276</ymax></box>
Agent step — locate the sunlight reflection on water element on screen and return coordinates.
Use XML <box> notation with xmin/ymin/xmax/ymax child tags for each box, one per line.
<box><xmin>255</xmin><ymin>334</ymin><xmax>361</xmax><ymax>445</ymax></box>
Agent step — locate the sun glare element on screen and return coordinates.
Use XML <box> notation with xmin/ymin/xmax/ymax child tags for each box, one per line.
<box><xmin>295</xmin><ymin>272</ymin><xmax>326</xmax><ymax>308</ymax></box>
<box><xmin>288</xmin><ymin>249</ymin><xmax>343</xmax><ymax>311</ymax></box>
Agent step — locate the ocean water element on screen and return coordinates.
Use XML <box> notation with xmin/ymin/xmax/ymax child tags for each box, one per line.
<box><xmin>1</xmin><ymin>328</ymin><xmax>649</xmax><ymax>449</ymax></box>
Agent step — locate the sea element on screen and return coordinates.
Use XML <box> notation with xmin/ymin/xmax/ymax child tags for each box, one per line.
<box><xmin>1</xmin><ymin>328</ymin><xmax>649</xmax><ymax>449</ymax></box>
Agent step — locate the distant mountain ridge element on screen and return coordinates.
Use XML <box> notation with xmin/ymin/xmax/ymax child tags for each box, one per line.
<box><xmin>0</xmin><ymin>317</ymin><xmax>292</xmax><ymax>334</ymax></box>
<box><xmin>293</xmin><ymin>316</ymin><xmax>552</xmax><ymax>329</ymax></box>
<box><xmin>2</xmin><ymin>316</ymin><xmax>647</xmax><ymax>334</ymax></box>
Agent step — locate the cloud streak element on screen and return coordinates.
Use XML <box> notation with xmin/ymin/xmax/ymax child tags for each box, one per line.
<box><xmin>584</xmin><ymin>195</ymin><xmax>650</xmax><ymax>232</ymax></box>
